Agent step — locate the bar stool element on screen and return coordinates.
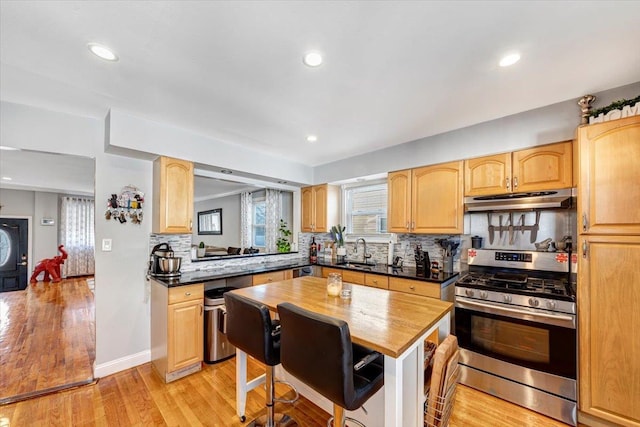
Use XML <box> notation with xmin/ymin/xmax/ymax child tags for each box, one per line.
<box><xmin>277</xmin><ymin>302</ymin><xmax>384</xmax><ymax>427</ymax></box>
<box><xmin>224</xmin><ymin>292</ymin><xmax>298</xmax><ymax>427</ymax></box>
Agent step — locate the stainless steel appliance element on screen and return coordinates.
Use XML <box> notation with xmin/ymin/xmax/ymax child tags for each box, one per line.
<box><xmin>455</xmin><ymin>248</ymin><xmax>577</xmax><ymax>425</ymax></box>
<box><xmin>148</xmin><ymin>243</ymin><xmax>182</xmax><ymax>278</ymax></box>
<box><xmin>204</xmin><ymin>287</ymin><xmax>237</xmax><ymax>363</ymax></box>
<box><xmin>464</xmin><ymin>188</ymin><xmax>575</xmax><ymax>212</ymax></box>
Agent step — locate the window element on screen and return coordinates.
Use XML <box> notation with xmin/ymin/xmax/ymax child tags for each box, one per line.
<box><xmin>344</xmin><ymin>182</ymin><xmax>388</xmax><ymax>234</ymax></box>
<box><xmin>253</xmin><ymin>198</ymin><xmax>266</xmax><ymax>248</ymax></box>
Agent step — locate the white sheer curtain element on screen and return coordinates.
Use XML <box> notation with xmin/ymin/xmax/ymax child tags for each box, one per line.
<box><xmin>264</xmin><ymin>189</ymin><xmax>282</xmax><ymax>253</ymax></box>
<box><xmin>240</xmin><ymin>192</ymin><xmax>253</xmax><ymax>249</ymax></box>
<box><xmin>59</xmin><ymin>196</ymin><xmax>95</xmax><ymax>278</ymax></box>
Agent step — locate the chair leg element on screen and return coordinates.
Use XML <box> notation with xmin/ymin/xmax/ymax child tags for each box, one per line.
<box><xmin>326</xmin><ymin>404</ymin><xmax>366</xmax><ymax>427</ymax></box>
<box><xmin>247</xmin><ymin>365</ymin><xmax>298</xmax><ymax>427</ymax></box>
<box><xmin>274</xmin><ymin>379</ymin><xmax>299</xmax><ymax>404</ymax></box>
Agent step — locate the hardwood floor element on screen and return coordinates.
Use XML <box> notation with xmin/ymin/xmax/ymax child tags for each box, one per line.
<box><xmin>1</xmin><ymin>356</ymin><xmax>570</xmax><ymax>426</ymax></box>
<box><xmin>0</xmin><ymin>277</ymin><xmax>95</xmax><ymax>403</ymax></box>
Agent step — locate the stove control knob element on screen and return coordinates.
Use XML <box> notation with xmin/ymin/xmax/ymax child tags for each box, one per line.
<box><xmin>528</xmin><ymin>298</ymin><xmax>540</xmax><ymax>307</ymax></box>
<box><xmin>479</xmin><ymin>291</ymin><xmax>488</xmax><ymax>299</ymax></box>
<box><xmin>465</xmin><ymin>289</ymin><xmax>475</xmax><ymax>297</ymax></box>
<box><xmin>503</xmin><ymin>294</ymin><xmax>512</xmax><ymax>303</ymax></box>
<box><xmin>546</xmin><ymin>300</ymin><xmax>557</xmax><ymax>310</ymax></box>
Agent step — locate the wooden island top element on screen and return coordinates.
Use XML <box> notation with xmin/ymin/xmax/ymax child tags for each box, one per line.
<box><xmin>231</xmin><ymin>276</ymin><xmax>453</xmax><ymax>358</ymax></box>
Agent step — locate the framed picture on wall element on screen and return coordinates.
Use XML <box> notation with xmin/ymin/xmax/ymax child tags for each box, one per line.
<box><xmin>198</xmin><ymin>208</ymin><xmax>222</xmax><ymax>235</ymax></box>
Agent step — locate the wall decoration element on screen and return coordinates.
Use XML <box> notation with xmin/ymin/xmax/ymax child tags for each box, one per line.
<box><xmin>198</xmin><ymin>208</ymin><xmax>222</xmax><ymax>235</ymax></box>
<box><xmin>587</xmin><ymin>95</ymin><xmax>640</xmax><ymax>124</ymax></box>
<box><xmin>105</xmin><ymin>185</ymin><xmax>144</xmax><ymax>224</ymax></box>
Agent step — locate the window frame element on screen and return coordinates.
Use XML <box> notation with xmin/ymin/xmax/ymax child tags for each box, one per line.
<box><xmin>341</xmin><ymin>179</ymin><xmax>393</xmax><ymax>243</ymax></box>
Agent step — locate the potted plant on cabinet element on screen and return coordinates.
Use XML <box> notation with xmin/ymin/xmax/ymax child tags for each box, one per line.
<box><xmin>197</xmin><ymin>241</ymin><xmax>206</xmax><ymax>258</ymax></box>
<box><xmin>330</xmin><ymin>224</ymin><xmax>347</xmax><ymax>257</ymax></box>
<box><xmin>276</xmin><ymin>219</ymin><xmax>292</xmax><ymax>253</ymax></box>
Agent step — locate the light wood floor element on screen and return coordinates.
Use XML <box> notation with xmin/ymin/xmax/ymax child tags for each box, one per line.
<box><xmin>0</xmin><ymin>277</ymin><xmax>95</xmax><ymax>402</ymax></box>
<box><xmin>0</xmin><ymin>356</ymin><xmax>570</xmax><ymax>426</ymax></box>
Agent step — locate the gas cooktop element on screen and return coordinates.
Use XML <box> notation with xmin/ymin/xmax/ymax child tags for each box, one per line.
<box><xmin>457</xmin><ymin>271</ymin><xmax>575</xmax><ymax>301</ymax></box>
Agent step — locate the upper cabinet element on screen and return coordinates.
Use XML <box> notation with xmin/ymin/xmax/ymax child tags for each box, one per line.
<box><xmin>388</xmin><ymin>161</ymin><xmax>464</xmax><ymax>234</ymax></box>
<box><xmin>464</xmin><ymin>141</ymin><xmax>573</xmax><ymax>196</ymax></box>
<box><xmin>301</xmin><ymin>184</ymin><xmax>339</xmax><ymax>232</ymax></box>
<box><xmin>577</xmin><ymin>116</ymin><xmax>640</xmax><ymax>235</ymax></box>
<box><xmin>153</xmin><ymin>156</ymin><xmax>194</xmax><ymax>234</ymax></box>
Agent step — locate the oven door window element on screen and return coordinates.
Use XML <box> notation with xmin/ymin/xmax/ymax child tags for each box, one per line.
<box><xmin>456</xmin><ymin>307</ymin><xmax>576</xmax><ymax>379</ymax></box>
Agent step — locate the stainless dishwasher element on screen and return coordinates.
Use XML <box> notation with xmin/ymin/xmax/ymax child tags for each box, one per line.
<box><xmin>204</xmin><ymin>287</ymin><xmax>237</xmax><ymax>363</ymax></box>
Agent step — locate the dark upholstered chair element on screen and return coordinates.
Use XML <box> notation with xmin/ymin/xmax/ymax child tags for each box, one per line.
<box><xmin>277</xmin><ymin>302</ymin><xmax>384</xmax><ymax>427</ymax></box>
<box><xmin>224</xmin><ymin>292</ymin><xmax>297</xmax><ymax>427</ymax></box>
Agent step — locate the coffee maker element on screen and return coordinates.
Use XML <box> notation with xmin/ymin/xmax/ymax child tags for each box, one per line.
<box><xmin>148</xmin><ymin>243</ymin><xmax>182</xmax><ymax>278</ymax></box>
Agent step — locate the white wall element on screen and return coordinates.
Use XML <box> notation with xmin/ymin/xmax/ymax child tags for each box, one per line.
<box><xmin>193</xmin><ymin>194</ymin><xmax>241</xmax><ymax>248</ymax></box>
<box><xmin>33</xmin><ymin>191</ymin><xmax>59</xmax><ymax>262</ymax></box>
<box><xmin>94</xmin><ymin>151</ymin><xmax>153</xmax><ymax>374</ymax></box>
<box><xmin>314</xmin><ymin>81</ymin><xmax>640</xmax><ymax>183</ymax></box>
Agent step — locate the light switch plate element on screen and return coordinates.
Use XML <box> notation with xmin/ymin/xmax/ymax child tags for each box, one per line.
<box><xmin>102</xmin><ymin>238</ymin><xmax>112</xmax><ymax>252</ymax></box>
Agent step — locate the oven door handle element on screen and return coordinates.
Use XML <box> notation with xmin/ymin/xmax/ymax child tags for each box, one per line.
<box><xmin>456</xmin><ymin>297</ymin><xmax>576</xmax><ymax>329</ymax></box>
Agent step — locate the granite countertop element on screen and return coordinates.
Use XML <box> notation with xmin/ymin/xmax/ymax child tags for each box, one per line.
<box><xmin>150</xmin><ymin>258</ymin><xmax>459</xmax><ymax>288</ymax></box>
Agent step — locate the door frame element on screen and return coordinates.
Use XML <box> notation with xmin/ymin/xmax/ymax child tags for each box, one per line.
<box><xmin>0</xmin><ymin>215</ymin><xmax>33</xmax><ymax>276</ymax></box>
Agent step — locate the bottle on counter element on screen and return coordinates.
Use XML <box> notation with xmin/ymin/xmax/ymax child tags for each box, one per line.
<box><xmin>310</xmin><ymin>237</ymin><xmax>318</xmax><ymax>264</ymax></box>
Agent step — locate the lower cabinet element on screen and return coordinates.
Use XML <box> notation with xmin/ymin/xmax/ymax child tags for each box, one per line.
<box><xmin>252</xmin><ymin>269</ymin><xmax>293</xmax><ymax>285</ymax></box>
<box><xmin>389</xmin><ymin>277</ymin><xmax>440</xmax><ymax>299</ymax></box>
<box><xmin>151</xmin><ymin>281</ymin><xmax>204</xmax><ymax>383</ymax></box>
<box><xmin>365</xmin><ymin>273</ymin><xmax>389</xmax><ymax>289</ymax></box>
<box><xmin>322</xmin><ymin>267</ymin><xmax>365</xmax><ymax>285</ymax></box>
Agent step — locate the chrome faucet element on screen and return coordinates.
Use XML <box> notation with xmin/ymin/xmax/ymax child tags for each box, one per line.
<box><xmin>354</xmin><ymin>238</ymin><xmax>372</xmax><ymax>263</ymax></box>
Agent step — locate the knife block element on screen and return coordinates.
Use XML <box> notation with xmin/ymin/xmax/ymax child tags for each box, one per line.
<box><xmin>416</xmin><ymin>251</ymin><xmax>431</xmax><ymax>274</ymax></box>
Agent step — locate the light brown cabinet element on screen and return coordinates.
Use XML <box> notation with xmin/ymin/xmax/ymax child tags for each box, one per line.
<box><xmin>364</xmin><ymin>273</ymin><xmax>389</xmax><ymax>289</ymax></box>
<box><xmin>321</xmin><ymin>267</ymin><xmax>365</xmax><ymax>285</ymax></box>
<box><xmin>464</xmin><ymin>141</ymin><xmax>573</xmax><ymax>196</ymax></box>
<box><xmin>577</xmin><ymin>116</ymin><xmax>640</xmax><ymax>427</ymax></box>
<box><xmin>389</xmin><ymin>277</ymin><xmax>440</xmax><ymax>299</ymax></box>
<box><xmin>301</xmin><ymin>184</ymin><xmax>339</xmax><ymax>232</ymax></box>
<box><xmin>151</xmin><ymin>282</ymin><xmax>204</xmax><ymax>383</ymax></box>
<box><xmin>252</xmin><ymin>269</ymin><xmax>293</xmax><ymax>286</ymax></box>
<box><xmin>387</xmin><ymin>161</ymin><xmax>464</xmax><ymax>234</ymax></box>
<box><xmin>153</xmin><ymin>156</ymin><xmax>194</xmax><ymax>234</ymax></box>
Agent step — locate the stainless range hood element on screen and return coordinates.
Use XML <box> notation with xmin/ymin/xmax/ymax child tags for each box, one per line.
<box><xmin>464</xmin><ymin>188</ymin><xmax>575</xmax><ymax>212</ymax></box>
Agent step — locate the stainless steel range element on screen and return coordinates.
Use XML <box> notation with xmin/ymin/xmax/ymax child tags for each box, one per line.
<box><xmin>455</xmin><ymin>249</ymin><xmax>577</xmax><ymax>426</ymax></box>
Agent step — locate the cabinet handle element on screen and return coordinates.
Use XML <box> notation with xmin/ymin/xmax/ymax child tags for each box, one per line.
<box><xmin>506</xmin><ymin>177</ymin><xmax>511</xmax><ymax>190</ymax></box>
<box><xmin>185</xmin><ymin>292</ymin><xmax>191</xmax><ymax>296</ymax></box>
<box><xmin>268</xmin><ymin>278</ymin><xmax>273</xmax><ymax>282</ymax></box>
<box><xmin>410</xmin><ymin>285</ymin><xmax>415</xmax><ymax>290</ymax></box>
<box><xmin>406</xmin><ymin>222</ymin><xmax>410</xmax><ymax>229</ymax></box>
<box><xmin>513</xmin><ymin>177</ymin><xmax>518</xmax><ymax>189</ymax></box>
<box><xmin>582</xmin><ymin>241</ymin><xmax>588</xmax><ymax>259</ymax></box>
<box><xmin>411</xmin><ymin>221</ymin><xmax>415</xmax><ymax>230</ymax></box>
<box><xmin>190</xmin><ymin>220</ymin><xmax>193</xmax><ymax>231</ymax></box>
<box><xmin>582</xmin><ymin>213</ymin><xmax>588</xmax><ymax>232</ymax></box>
<box><xmin>200</xmin><ymin>304</ymin><xmax>203</xmax><ymax>316</ymax></box>
<box><xmin>373</xmin><ymin>280</ymin><xmax>378</xmax><ymax>284</ymax></box>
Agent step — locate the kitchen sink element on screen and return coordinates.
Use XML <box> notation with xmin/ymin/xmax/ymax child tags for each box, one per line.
<box><xmin>337</xmin><ymin>261</ymin><xmax>376</xmax><ymax>270</ymax></box>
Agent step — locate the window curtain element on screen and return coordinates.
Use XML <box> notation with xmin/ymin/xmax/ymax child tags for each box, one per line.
<box><xmin>59</xmin><ymin>196</ymin><xmax>95</xmax><ymax>278</ymax></box>
<box><xmin>264</xmin><ymin>189</ymin><xmax>282</xmax><ymax>253</ymax></box>
<box><xmin>240</xmin><ymin>192</ymin><xmax>253</xmax><ymax>249</ymax></box>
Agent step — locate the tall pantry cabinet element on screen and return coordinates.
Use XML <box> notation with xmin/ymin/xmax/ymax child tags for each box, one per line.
<box><xmin>577</xmin><ymin>115</ymin><xmax>640</xmax><ymax>427</ymax></box>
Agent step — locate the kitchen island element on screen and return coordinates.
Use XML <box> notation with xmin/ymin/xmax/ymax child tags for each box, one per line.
<box><xmin>231</xmin><ymin>276</ymin><xmax>453</xmax><ymax>427</ymax></box>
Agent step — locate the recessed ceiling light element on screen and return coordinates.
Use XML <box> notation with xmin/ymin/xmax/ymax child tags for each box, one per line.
<box><xmin>88</xmin><ymin>43</ymin><xmax>119</xmax><ymax>61</ymax></box>
<box><xmin>0</xmin><ymin>146</ymin><xmax>20</xmax><ymax>151</ymax></box>
<box><xmin>220</xmin><ymin>169</ymin><xmax>233</xmax><ymax>174</ymax></box>
<box><xmin>2</xmin><ymin>176</ymin><xmax>12</xmax><ymax>181</ymax></box>
<box><xmin>303</xmin><ymin>51</ymin><xmax>323</xmax><ymax>67</ymax></box>
<box><xmin>306</xmin><ymin>135</ymin><xmax>318</xmax><ymax>143</ymax></box>
<box><xmin>499</xmin><ymin>53</ymin><xmax>521</xmax><ymax>67</ymax></box>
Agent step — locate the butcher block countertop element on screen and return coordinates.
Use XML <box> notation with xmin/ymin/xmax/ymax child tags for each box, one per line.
<box><xmin>231</xmin><ymin>276</ymin><xmax>453</xmax><ymax>358</ymax></box>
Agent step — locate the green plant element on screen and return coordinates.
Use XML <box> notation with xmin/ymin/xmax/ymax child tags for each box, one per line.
<box><xmin>276</xmin><ymin>219</ymin><xmax>292</xmax><ymax>253</ymax></box>
<box><xmin>330</xmin><ymin>224</ymin><xmax>345</xmax><ymax>247</ymax></box>
<box><xmin>589</xmin><ymin>95</ymin><xmax>640</xmax><ymax>117</ymax></box>
<box><xmin>199</xmin><ymin>241</ymin><xmax>205</xmax><ymax>249</ymax></box>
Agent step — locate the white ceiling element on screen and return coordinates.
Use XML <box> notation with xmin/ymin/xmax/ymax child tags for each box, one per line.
<box><xmin>1</xmin><ymin>1</ymin><xmax>639</xmax><ymax>169</ymax></box>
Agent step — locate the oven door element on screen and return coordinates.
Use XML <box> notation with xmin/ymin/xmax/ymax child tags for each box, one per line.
<box><xmin>455</xmin><ymin>297</ymin><xmax>576</xmax><ymax>379</ymax></box>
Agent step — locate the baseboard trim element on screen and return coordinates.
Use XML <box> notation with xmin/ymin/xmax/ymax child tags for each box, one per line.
<box><xmin>94</xmin><ymin>350</ymin><xmax>151</xmax><ymax>378</ymax></box>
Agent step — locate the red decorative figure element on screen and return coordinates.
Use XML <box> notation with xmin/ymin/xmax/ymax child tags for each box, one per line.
<box><xmin>30</xmin><ymin>245</ymin><xmax>68</xmax><ymax>283</ymax></box>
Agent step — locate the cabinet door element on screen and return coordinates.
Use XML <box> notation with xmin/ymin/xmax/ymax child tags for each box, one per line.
<box><xmin>389</xmin><ymin>277</ymin><xmax>440</xmax><ymax>299</ymax></box>
<box><xmin>387</xmin><ymin>170</ymin><xmax>412</xmax><ymax>233</ymax></box>
<box><xmin>578</xmin><ymin>235</ymin><xmax>640</xmax><ymax>426</ymax></box>
<box><xmin>313</xmin><ymin>185</ymin><xmax>329</xmax><ymax>232</ymax></box>
<box><xmin>301</xmin><ymin>186</ymin><xmax>314</xmax><ymax>232</ymax></box>
<box><xmin>153</xmin><ymin>156</ymin><xmax>194</xmax><ymax>233</ymax></box>
<box><xmin>252</xmin><ymin>270</ymin><xmax>287</xmax><ymax>285</ymax></box>
<box><xmin>512</xmin><ymin>141</ymin><xmax>573</xmax><ymax>192</ymax></box>
<box><xmin>464</xmin><ymin>153</ymin><xmax>511</xmax><ymax>196</ymax></box>
<box><xmin>578</xmin><ymin>116</ymin><xmax>640</xmax><ymax>235</ymax></box>
<box><xmin>167</xmin><ymin>299</ymin><xmax>203</xmax><ymax>372</ymax></box>
<box><xmin>365</xmin><ymin>273</ymin><xmax>389</xmax><ymax>289</ymax></box>
<box><xmin>412</xmin><ymin>161</ymin><xmax>464</xmax><ymax>234</ymax></box>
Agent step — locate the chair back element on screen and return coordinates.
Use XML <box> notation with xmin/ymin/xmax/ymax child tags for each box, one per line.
<box><xmin>224</xmin><ymin>292</ymin><xmax>280</xmax><ymax>366</ymax></box>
